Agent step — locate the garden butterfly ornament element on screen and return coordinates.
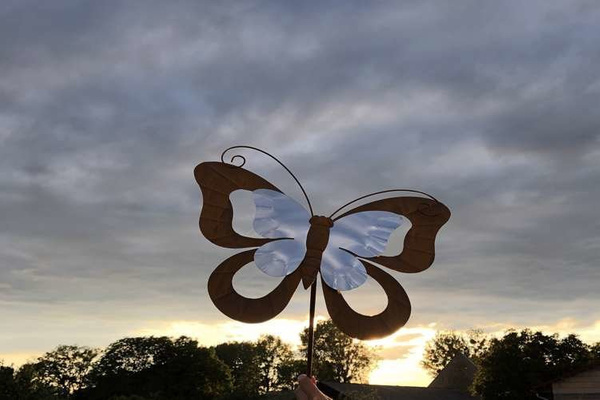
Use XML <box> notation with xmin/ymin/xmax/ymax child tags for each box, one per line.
<box><xmin>194</xmin><ymin>146</ymin><xmax>450</xmax><ymax>346</ymax></box>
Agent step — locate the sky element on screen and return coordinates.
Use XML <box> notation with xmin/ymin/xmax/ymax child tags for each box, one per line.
<box><xmin>1</xmin><ymin>0</ymin><xmax>600</xmax><ymax>387</ymax></box>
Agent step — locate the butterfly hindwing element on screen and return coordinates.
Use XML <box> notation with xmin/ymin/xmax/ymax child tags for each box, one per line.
<box><xmin>254</xmin><ymin>239</ymin><xmax>305</xmax><ymax>277</ymax></box>
<box><xmin>322</xmin><ymin>258</ymin><xmax>411</xmax><ymax>340</ymax></box>
<box><xmin>207</xmin><ymin>249</ymin><xmax>303</xmax><ymax>323</ymax></box>
<box><xmin>320</xmin><ymin>246</ymin><xmax>367</xmax><ymax>290</ymax></box>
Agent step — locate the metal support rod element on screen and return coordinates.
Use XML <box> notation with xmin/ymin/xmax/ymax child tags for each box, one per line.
<box><xmin>306</xmin><ymin>280</ymin><xmax>318</xmax><ymax>376</ymax></box>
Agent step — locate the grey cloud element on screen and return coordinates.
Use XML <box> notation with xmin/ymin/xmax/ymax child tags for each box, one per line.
<box><xmin>1</xmin><ymin>0</ymin><xmax>599</xmax><ymax>355</ymax></box>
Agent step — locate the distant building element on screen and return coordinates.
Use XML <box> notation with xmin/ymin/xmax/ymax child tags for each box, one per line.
<box><xmin>318</xmin><ymin>353</ymin><xmax>478</xmax><ymax>400</ymax></box>
<box><xmin>428</xmin><ymin>353</ymin><xmax>477</xmax><ymax>393</ymax></box>
<box><xmin>550</xmin><ymin>363</ymin><xmax>600</xmax><ymax>400</ymax></box>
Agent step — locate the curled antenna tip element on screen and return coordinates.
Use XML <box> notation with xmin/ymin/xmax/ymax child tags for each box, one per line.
<box><xmin>229</xmin><ymin>154</ymin><xmax>246</xmax><ymax>167</ymax></box>
<box><xmin>219</xmin><ymin>145</ymin><xmax>314</xmax><ymax>215</ymax></box>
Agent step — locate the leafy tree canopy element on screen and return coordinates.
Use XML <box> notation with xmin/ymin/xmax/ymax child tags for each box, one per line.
<box><xmin>276</xmin><ymin>358</ymin><xmax>306</xmax><ymax>391</ymax></box>
<box><xmin>300</xmin><ymin>319</ymin><xmax>377</xmax><ymax>383</ymax></box>
<box><xmin>30</xmin><ymin>345</ymin><xmax>98</xmax><ymax>399</ymax></box>
<box><xmin>472</xmin><ymin>330</ymin><xmax>596</xmax><ymax>400</ymax></box>
<box><xmin>214</xmin><ymin>341</ymin><xmax>262</xmax><ymax>399</ymax></box>
<box><xmin>8</xmin><ymin>326</ymin><xmax>596</xmax><ymax>400</ymax></box>
<box><xmin>422</xmin><ymin>330</ymin><xmax>489</xmax><ymax>375</ymax></box>
<box><xmin>0</xmin><ymin>364</ymin><xmax>18</xmax><ymax>400</ymax></box>
<box><xmin>255</xmin><ymin>335</ymin><xmax>294</xmax><ymax>393</ymax></box>
<box><xmin>86</xmin><ymin>336</ymin><xmax>231</xmax><ymax>400</ymax></box>
<box><xmin>213</xmin><ymin>335</ymin><xmax>295</xmax><ymax>397</ymax></box>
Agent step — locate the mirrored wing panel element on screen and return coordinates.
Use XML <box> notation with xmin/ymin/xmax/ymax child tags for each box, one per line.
<box><xmin>328</xmin><ymin>211</ymin><xmax>403</xmax><ymax>257</ymax></box>
<box><xmin>253</xmin><ymin>189</ymin><xmax>311</xmax><ymax>239</ymax></box>
<box><xmin>254</xmin><ymin>239</ymin><xmax>306</xmax><ymax>277</ymax></box>
<box><xmin>320</xmin><ymin>247</ymin><xmax>367</xmax><ymax>291</ymax></box>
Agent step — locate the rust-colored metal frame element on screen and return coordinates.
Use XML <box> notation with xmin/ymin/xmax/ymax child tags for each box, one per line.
<box><xmin>194</xmin><ymin>159</ymin><xmax>450</xmax><ymax>340</ymax></box>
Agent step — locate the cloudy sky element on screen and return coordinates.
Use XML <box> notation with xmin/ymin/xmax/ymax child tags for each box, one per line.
<box><xmin>1</xmin><ymin>0</ymin><xmax>599</xmax><ymax>386</ymax></box>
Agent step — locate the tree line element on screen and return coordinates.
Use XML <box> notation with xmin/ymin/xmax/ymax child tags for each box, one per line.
<box><xmin>422</xmin><ymin>329</ymin><xmax>600</xmax><ymax>400</ymax></box>
<box><xmin>0</xmin><ymin>320</ymin><xmax>376</xmax><ymax>400</ymax></box>
<box><xmin>4</xmin><ymin>322</ymin><xmax>598</xmax><ymax>400</ymax></box>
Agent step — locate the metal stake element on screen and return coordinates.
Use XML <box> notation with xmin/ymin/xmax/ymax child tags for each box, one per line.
<box><xmin>306</xmin><ymin>279</ymin><xmax>317</xmax><ymax>376</ymax></box>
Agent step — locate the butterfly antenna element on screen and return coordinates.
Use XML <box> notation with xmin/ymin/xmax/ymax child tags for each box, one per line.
<box><xmin>328</xmin><ymin>189</ymin><xmax>440</xmax><ymax>219</ymax></box>
<box><xmin>220</xmin><ymin>145</ymin><xmax>315</xmax><ymax>216</ymax></box>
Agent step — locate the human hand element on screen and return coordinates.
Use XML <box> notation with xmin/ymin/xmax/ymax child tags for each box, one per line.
<box><xmin>294</xmin><ymin>374</ymin><xmax>331</xmax><ymax>400</ymax></box>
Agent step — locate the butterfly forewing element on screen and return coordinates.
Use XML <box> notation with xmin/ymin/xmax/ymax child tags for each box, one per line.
<box><xmin>329</xmin><ymin>211</ymin><xmax>404</xmax><ymax>257</ymax></box>
<box><xmin>252</xmin><ymin>189</ymin><xmax>311</xmax><ymax>239</ymax></box>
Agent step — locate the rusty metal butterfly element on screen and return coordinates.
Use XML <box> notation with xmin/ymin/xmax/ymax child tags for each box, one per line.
<box><xmin>194</xmin><ymin>146</ymin><xmax>450</xmax><ymax>340</ymax></box>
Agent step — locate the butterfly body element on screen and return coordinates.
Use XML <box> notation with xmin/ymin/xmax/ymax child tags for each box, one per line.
<box><xmin>301</xmin><ymin>215</ymin><xmax>334</xmax><ymax>289</ymax></box>
<box><xmin>195</xmin><ymin>159</ymin><xmax>451</xmax><ymax>340</ymax></box>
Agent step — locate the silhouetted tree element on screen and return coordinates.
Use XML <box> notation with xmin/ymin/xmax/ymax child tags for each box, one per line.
<box><xmin>13</xmin><ymin>362</ymin><xmax>59</xmax><ymax>400</ymax></box>
<box><xmin>24</xmin><ymin>345</ymin><xmax>98</xmax><ymax>398</ymax></box>
<box><xmin>592</xmin><ymin>341</ymin><xmax>600</xmax><ymax>360</ymax></box>
<box><xmin>422</xmin><ymin>330</ymin><xmax>489</xmax><ymax>375</ymax></box>
<box><xmin>0</xmin><ymin>364</ymin><xmax>18</xmax><ymax>400</ymax></box>
<box><xmin>276</xmin><ymin>358</ymin><xmax>305</xmax><ymax>391</ymax></box>
<box><xmin>214</xmin><ymin>341</ymin><xmax>261</xmax><ymax>399</ymax></box>
<box><xmin>91</xmin><ymin>337</ymin><xmax>175</xmax><ymax>378</ymax></box>
<box><xmin>214</xmin><ymin>335</ymin><xmax>294</xmax><ymax>397</ymax></box>
<box><xmin>86</xmin><ymin>336</ymin><xmax>231</xmax><ymax>400</ymax></box>
<box><xmin>300</xmin><ymin>320</ymin><xmax>377</xmax><ymax>383</ymax></box>
<box><xmin>255</xmin><ymin>335</ymin><xmax>294</xmax><ymax>393</ymax></box>
<box><xmin>472</xmin><ymin>330</ymin><xmax>594</xmax><ymax>400</ymax></box>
